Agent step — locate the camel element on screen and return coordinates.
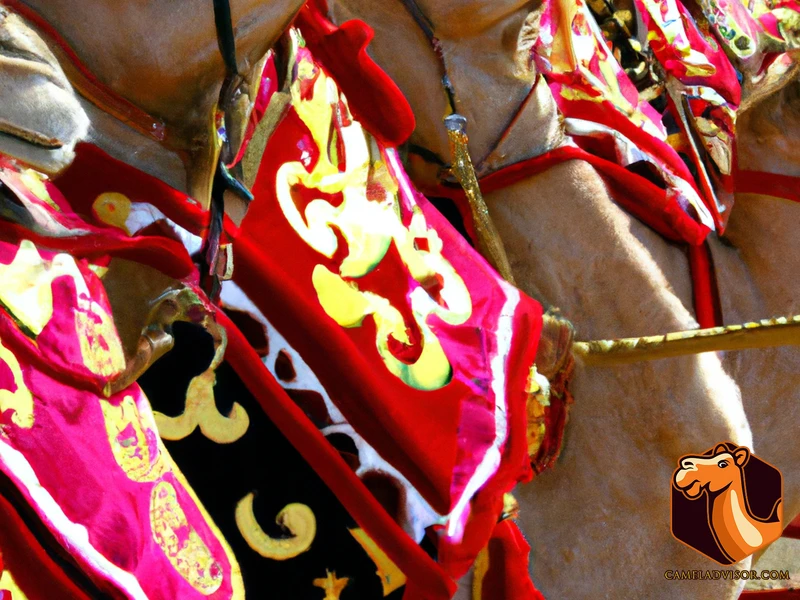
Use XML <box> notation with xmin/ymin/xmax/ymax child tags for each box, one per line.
<box><xmin>323</xmin><ymin>1</ymin><xmax>800</xmax><ymax>598</ymax></box>
<box><xmin>3</xmin><ymin>0</ymin><xmax>796</xmax><ymax>597</ymax></box>
<box><xmin>0</xmin><ymin>2</ymin><xmax>543</xmax><ymax>597</ymax></box>
<box><xmin>674</xmin><ymin>444</ymin><xmax>783</xmax><ymax>563</ymax></box>
<box><xmin>5</xmin><ymin>0</ymin><xmax>304</xmax><ymax>216</ymax></box>
<box><xmin>0</xmin><ymin>0</ymin><xmax>306</xmax><ymax>380</ymax></box>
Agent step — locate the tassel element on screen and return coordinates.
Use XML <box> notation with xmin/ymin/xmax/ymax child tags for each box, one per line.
<box><xmin>443</xmin><ymin>114</ymin><xmax>516</xmax><ymax>285</ymax></box>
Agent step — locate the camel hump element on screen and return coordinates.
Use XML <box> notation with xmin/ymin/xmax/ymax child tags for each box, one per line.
<box><xmin>765</xmin><ymin>497</ymin><xmax>783</xmax><ymax>523</ymax></box>
<box><xmin>0</xmin><ymin>7</ymin><xmax>88</xmax><ymax>174</ymax></box>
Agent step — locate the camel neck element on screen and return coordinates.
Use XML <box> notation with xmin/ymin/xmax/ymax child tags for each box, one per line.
<box><xmin>348</xmin><ymin>0</ymin><xmax>563</xmax><ymax>185</ymax></box>
<box><xmin>711</xmin><ymin>479</ymin><xmax>764</xmax><ymax>557</ymax></box>
<box><xmin>80</xmin><ymin>100</ymin><xmax>192</xmax><ymax>196</ymax></box>
<box><xmin>10</xmin><ymin>0</ymin><xmax>221</xmax><ymax>207</ymax></box>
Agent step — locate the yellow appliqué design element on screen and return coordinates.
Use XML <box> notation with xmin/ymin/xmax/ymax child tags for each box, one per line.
<box><xmin>150</xmin><ymin>480</ymin><xmax>224</xmax><ymax>595</ymax></box>
<box><xmin>235</xmin><ymin>493</ymin><xmax>316</xmax><ymax>560</ymax></box>
<box><xmin>155</xmin><ymin>368</ymin><xmax>250</xmax><ymax>444</ymax></box>
<box><xmin>0</xmin><ymin>337</ymin><xmax>33</xmax><ymax>430</ymax></box>
<box><xmin>101</xmin><ymin>394</ymin><xmax>166</xmax><ymax>482</ymax></box>
<box><xmin>275</xmin><ymin>42</ymin><xmax>472</xmax><ymax>391</ymax></box>
<box><xmin>0</xmin><ymin>240</ymin><xmax>125</xmax><ymax>377</ymax></box>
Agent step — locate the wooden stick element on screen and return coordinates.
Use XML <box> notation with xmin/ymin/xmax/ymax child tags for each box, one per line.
<box><xmin>573</xmin><ymin>315</ymin><xmax>800</xmax><ymax>367</ymax></box>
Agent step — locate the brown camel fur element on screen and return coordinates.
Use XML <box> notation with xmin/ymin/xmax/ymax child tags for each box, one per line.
<box><xmin>324</xmin><ymin>2</ymin><xmax>799</xmax><ymax>598</ymax></box>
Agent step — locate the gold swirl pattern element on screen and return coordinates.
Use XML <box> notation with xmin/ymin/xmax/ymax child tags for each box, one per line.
<box><xmin>152</xmin><ymin>290</ymin><xmax>249</xmax><ymax>444</ymax></box>
<box><xmin>155</xmin><ymin>369</ymin><xmax>249</xmax><ymax>444</ymax></box>
<box><xmin>235</xmin><ymin>493</ymin><xmax>316</xmax><ymax>560</ymax></box>
<box><xmin>275</xmin><ymin>48</ymin><xmax>472</xmax><ymax>391</ymax></box>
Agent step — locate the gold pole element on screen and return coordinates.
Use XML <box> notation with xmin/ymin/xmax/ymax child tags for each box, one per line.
<box><xmin>573</xmin><ymin>315</ymin><xmax>800</xmax><ymax>367</ymax></box>
<box><xmin>444</xmin><ymin>114</ymin><xmax>517</xmax><ymax>285</ymax></box>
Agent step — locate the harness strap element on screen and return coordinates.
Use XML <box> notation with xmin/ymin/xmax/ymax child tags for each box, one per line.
<box><xmin>202</xmin><ymin>0</ymin><xmax>255</xmax><ymax>301</ymax></box>
<box><xmin>396</xmin><ymin>0</ymin><xmax>517</xmax><ymax>282</ymax></box>
<box><xmin>734</xmin><ymin>168</ymin><xmax>800</xmax><ymax>203</ymax></box>
<box><xmin>397</xmin><ymin>0</ymin><xmax>457</xmax><ymax>112</ymax></box>
<box><xmin>419</xmin><ymin>144</ymin><xmax>721</xmax><ymax>328</ymax></box>
<box><xmin>212</xmin><ymin>0</ymin><xmax>239</xmax><ymax>76</ymax></box>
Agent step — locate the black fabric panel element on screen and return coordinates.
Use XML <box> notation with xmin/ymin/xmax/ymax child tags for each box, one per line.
<box><xmin>139</xmin><ymin>323</ymin><xmax>408</xmax><ymax>599</ymax></box>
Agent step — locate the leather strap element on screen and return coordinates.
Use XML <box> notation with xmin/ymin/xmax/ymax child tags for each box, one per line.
<box><xmin>213</xmin><ymin>0</ymin><xmax>239</xmax><ymax>77</ymax></box>
<box><xmin>397</xmin><ymin>0</ymin><xmax>457</xmax><ymax>112</ymax></box>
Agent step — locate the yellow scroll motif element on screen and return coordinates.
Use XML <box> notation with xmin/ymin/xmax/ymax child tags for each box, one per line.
<box><xmin>150</xmin><ymin>291</ymin><xmax>249</xmax><ymax>444</ymax></box>
<box><xmin>235</xmin><ymin>493</ymin><xmax>316</xmax><ymax>560</ymax></box>
<box><xmin>348</xmin><ymin>528</ymin><xmax>406</xmax><ymax>596</ymax></box>
<box><xmin>0</xmin><ymin>337</ymin><xmax>33</xmax><ymax>430</ymax></box>
<box><xmin>313</xmin><ymin>570</ymin><xmax>349</xmax><ymax>600</ymax></box>
<box><xmin>75</xmin><ymin>296</ymin><xmax>126</xmax><ymax>378</ymax></box>
<box><xmin>155</xmin><ymin>369</ymin><xmax>250</xmax><ymax>444</ymax></box>
<box><xmin>101</xmin><ymin>394</ymin><xmax>166</xmax><ymax>482</ymax></box>
<box><xmin>150</xmin><ymin>481</ymin><xmax>223</xmax><ymax>596</ymax></box>
<box><xmin>0</xmin><ymin>240</ymin><xmax>72</xmax><ymax>336</ymax></box>
<box><xmin>275</xmin><ymin>53</ymin><xmax>472</xmax><ymax>391</ymax></box>
<box><xmin>0</xmin><ymin>240</ymin><xmax>125</xmax><ymax>377</ymax></box>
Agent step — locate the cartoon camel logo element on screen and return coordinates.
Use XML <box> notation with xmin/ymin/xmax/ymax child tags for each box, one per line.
<box><xmin>671</xmin><ymin>443</ymin><xmax>783</xmax><ymax>564</ymax></box>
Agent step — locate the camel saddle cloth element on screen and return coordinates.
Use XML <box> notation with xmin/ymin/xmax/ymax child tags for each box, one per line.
<box><xmin>0</xmin><ymin>4</ymin><xmax>550</xmax><ymax>599</ymax></box>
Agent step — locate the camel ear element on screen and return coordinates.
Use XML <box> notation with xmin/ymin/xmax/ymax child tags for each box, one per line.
<box><xmin>714</xmin><ymin>443</ymin><xmax>729</xmax><ymax>456</ymax></box>
<box><xmin>733</xmin><ymin>447</ymin><xmax>750</xmax><ymax>467</ymax></box>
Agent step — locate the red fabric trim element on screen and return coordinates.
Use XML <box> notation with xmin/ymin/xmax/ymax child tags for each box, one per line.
<box><xmin>481</xmin><ymin>520</ymin><xmax>545</xmax><ymax>600</ymax></box>
<box><xmin>294</xmin><ymin>1</ymin><xmax>416</xmax><ymax>147</ymax></box>
<box><xmin>0</xmin><ymin>493</ymin><xmax>92</xmax><ymax>600</ymax></box>
<box><xmin>688</xmin><ymin>243</ymin><xmax>721</xmax><ymax>329</ymax></box>
<box><xmin>739</xmin><ymin>591</ymin><xmax>800</xmax><ymax>598</ymax></box>
<box><xmin>419</xmin><ymin>145</ymin><xmax>723</xmax><ymax>327</ymax></box>
<box><xmin>232</xmin><ymin>234</ymin><xmax>455</xmax><ymax>515</ymax></box>
<box><xmin>218</xmin><ymin>311</ymin><xmax>456</xmax><ymax>600</ymax></box>
<box><xmin>563</xmin><ymin>99</ymin><xmax>703</xmax><ymax>195</ymax></box>
<box><xmin>734</xmin><ymin>169</ymin><xmax>800</xmax><ymax>204</ymax></box>
<box><xmin>420</xmin><ymin>145</ymin><xmax>710</xmax><ymax>246</ymax></box>
<box><xmin>56</xmin><ymin>144</ymin><xmax>239</xmax><ymax>241</ymax></box>
<box><xmin>436</xmin><ymin>303</ymin><xmax>541</xmax><ymax>580</ymax></box>
<box><xmin>0</xmin><ymin>219</ymin><xmax>195</xmax><ymax>281</ymax></box>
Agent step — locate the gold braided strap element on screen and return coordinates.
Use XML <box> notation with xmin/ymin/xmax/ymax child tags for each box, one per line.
<box><xmin>574</xmin><ymin>315</ymin><xmax>800</xmax><ymax>367</ymax></box>
<box><xmin>444</xmin><ymin>114</ymin><xmax>516</xmax><ymax>284</ymax></box>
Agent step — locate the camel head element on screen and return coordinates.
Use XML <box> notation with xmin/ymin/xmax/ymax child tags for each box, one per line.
<box><xmin>0</xmin><ymin>0</ymin><xmax>304</xmax><ymax>213</ymax></box>
<box><xmin>673</xmin><ymin>444</ymin><xmax>750</xmax><ymax>499</ymax></box>
<box><xmin>18</xmin><ymin>0</ymin><xmax>303</xmax><ymax>138</ymax></box>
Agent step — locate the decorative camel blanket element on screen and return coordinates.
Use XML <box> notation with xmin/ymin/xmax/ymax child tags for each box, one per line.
<box><xmin>0</xmin><ymin>6</ymin><xmax>548</xmax><ymax>600</ymax></box>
